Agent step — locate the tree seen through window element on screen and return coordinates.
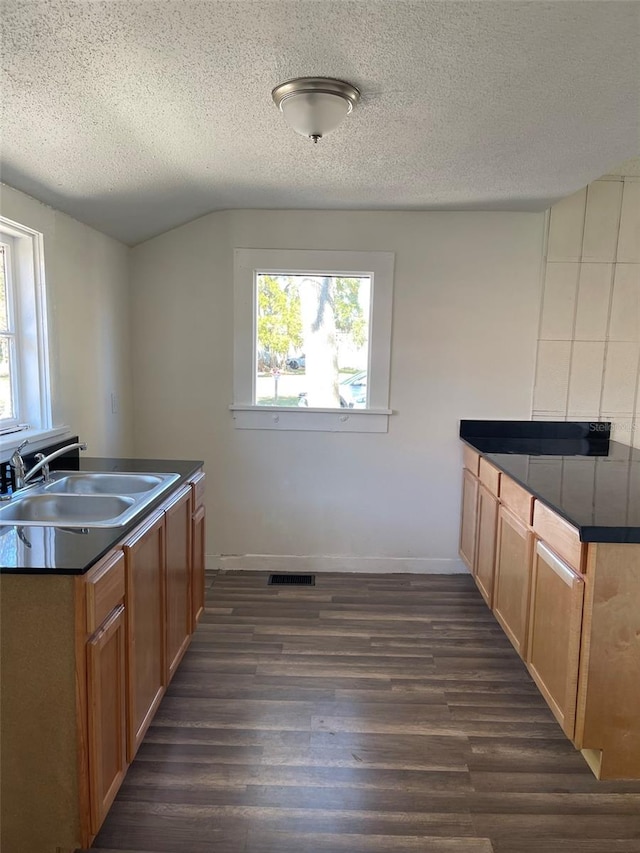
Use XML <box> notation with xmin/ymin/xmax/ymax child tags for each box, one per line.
<box><xmin>256</xmin><ymin>274</ymin><xmax>370</xmax><ymax>408</ymax></box>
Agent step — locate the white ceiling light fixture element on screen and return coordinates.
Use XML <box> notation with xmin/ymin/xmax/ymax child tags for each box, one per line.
<box><xmin>272</xmin><ymin>77</ymin><xmax>360</xmax><ymax>143</ymax></box>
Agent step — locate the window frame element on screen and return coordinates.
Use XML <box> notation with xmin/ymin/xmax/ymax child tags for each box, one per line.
<box><xmin>232</xmin><ymin>249</ymin><xmax>394</xmax><ymax>432</ymax></box>
<box><xmin>0</xmin><ymin>216</ymin><xmax>53</xmax><ymax>440</ymax></box>
<box><xmin>0</xmin><ymin>234</ymin><xmax>22</xmax><ymax>429</ymax></box>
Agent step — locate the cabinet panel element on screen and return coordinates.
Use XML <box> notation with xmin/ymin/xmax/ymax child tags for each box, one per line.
<box><xmin>493</xmin><ymin>506</ymin><xmax>533</xmax><ymax>657</ymax></box>
<box><xmin>85</xmin><ymin>550</ymin><xmax>125</xmax><ymax>635</ymax></box>
<box><xmin>460</xmin><ymin>469</ymin><xmax>479</xmax><ymax>571</ymax></box>
<box><xmin>191</xmin><ymin>470</ymin><xmax>206</xmax><ymax>510</ymax></box>
<box><xmin>527</xmin><ymin>540</ymin><xmax>584</xmax><ymax>739</ymax></box>
<box><xmin>87</xmin><ymin>605</ymin><xmax>127</xmax><ymax>835</ymax></box>
<box><xmin>165</xmin><ymin>485</ymin><xmax>192</xmax><ymax>682</ymax></box>
<box><xmin>475</xmin><ymin>485</ymin><xmax>499</xmax><ymax>607</ymax></box>
<box><xmin>576</xmin><ymin>543</ymin><xmax>640</xmax><ymax>778</ymax></box>
<box><xmin>500</xmin><ymin>474</ymin><xmax>535</xmax><ymax>525</ymax></box>
<box><xmin>479</xmin><ymin>458</ymin><xmax>500</xmax><ymax>496</ymax></box>
<box><xmin>463</xmin><ymin>445</ymin><xmax>480</xmax><ymax>477</ymax></box>
<box><xmin>123</xmin><ymin>512</ymin><xmax>165</xmax><ymax>761</ymax></box>
<box><xmin>192</xmin><ymin>504</ymin><xmax>206</xmax><ymax>625</ymax></box>
<box><xmin>533</xmin><ymin>501</ymin><xmax>584</xmax><ymax>572</ymax></box>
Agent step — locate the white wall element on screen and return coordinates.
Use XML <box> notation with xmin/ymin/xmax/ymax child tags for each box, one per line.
<box><xmin>0</xmin><ymin>184</ymin><xmax>134</xmax><ymax>456</ymax></box>
<box><xmin>131</xmin><ymin>209</ymin><xmax>545</xmax><ymax>572</ymax></box>
<box><xmin>533</xmin><ymin>158</ymin><xmax>640</xmax><ymax>447</ymax></box>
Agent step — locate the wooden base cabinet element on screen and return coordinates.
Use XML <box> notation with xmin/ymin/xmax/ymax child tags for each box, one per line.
<box><xmin>474</xmin><ymin>484</ymin><xmax>499</xmax><ymax>606</ymax></box>
<box><xmin>86</xmin><ymin>604</ymin><xmax>127</xmax><ymax>834</ymax></box>
<box><xmin>0</xmin><ymin>470</ymin><xmax>207</xmax><ymax>853</ymax></box>
<box><xmin>493</xmin><ymin>505</ymin><xmax>533</xmax><ymax>657</ymax></box>
<box><xmin>460</xmin><ymin>468</ymin><xmax>479</xmax><ymax>570</ymax></box>
<box><xmin>123</xmin><ymin>512</ymin><xmax>166</xmax><ymax>762</ymax></box>
<box><xmin>459</xmin><ymin>443</ymin><xmax>640</xmax><ymax>780</ymax></box>
<box><xmin>191</xmin><ymin>470</ymin><xmax>206</xmax><ymax>625</ymax></box>
<box><xmin>192</xmin><ymin>504</ymin><xmax>206</xmax><ymax>624</ymax></box>
<box><xmin>165</xmin><ymin>485</ymin><xmax>193</xmax><ymax>682</ymax></box>
<box><xmin>575</xmin><ymin>543</ymin><xmax>640</xmax><ymax>779</ymax></box>
<box><xmin>526</xmin><ymin>540</ymin><xmax>584</xmax><ymax>739</ymax></box>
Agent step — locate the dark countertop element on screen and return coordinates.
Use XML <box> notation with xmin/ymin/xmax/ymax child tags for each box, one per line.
<box><xmin>0</xmin><ymin>457</ymin><xmax>203</xmax><ymax>575</ymax></box>
<box><xmin>461</xmin><ymin>425</ymin><xmax>640</xmax><ymax>543</ymax></box>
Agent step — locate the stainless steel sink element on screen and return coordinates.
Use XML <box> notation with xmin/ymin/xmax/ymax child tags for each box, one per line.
<box><xmin>0</xmin><ymin>494</ymin><xmax>135</xmax><ymax>526</ymax></box>
<box><xmin>0</xmin><ymin>471</ymin><xmax>181</xmax><ymax>528</ymax></box>
<box><xmin>46</xmin><ymin>472</ymin><xmax>170</xmax><ymax>496</ymax></box>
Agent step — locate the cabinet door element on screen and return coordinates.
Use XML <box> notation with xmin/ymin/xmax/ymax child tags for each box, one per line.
<box><xmin>493</xmin><ymin>505</ymin><xmax>533</xmax><ymax>657</ymax></box>
<box><xmin>87</xmin><ymin>605</ymin><xmax>127</xmax><ymax>835</ymax></box>
<box><xmin>165</xmin><ymin>485</ymin><xmax>192</xmax><ymax>682</ymax></box>
<box><xmin>460</xmin><ymin>468</ymin><xmax>479</xmax><ymax>571</ymax></box>
<box><xmin>192</xmin><ymin>504</ymin><xmax>206</xmax><ymax>625</ymax></box>
<box><xmin>124</xmin><ymin>512</ymin><xmax>165</xmax><ymax>761</ymax></box>
<box><xmin>527</xmin><ymin>540</ymin><xmax>584</xmax><ymax>739</ymax></box>
<box><xmin>475</xmin><ymin>484</ymin><xmax>499</xmax><ymax>606</ymax></box>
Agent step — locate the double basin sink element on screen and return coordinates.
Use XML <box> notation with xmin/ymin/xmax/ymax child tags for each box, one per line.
<box><xmin>0</xmin><ymin>471</ymin><xmax>180</xmax><ymax>528</ymax></box>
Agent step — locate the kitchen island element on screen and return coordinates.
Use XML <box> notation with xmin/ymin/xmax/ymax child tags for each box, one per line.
<box><xmin>459</xmin><ymin>420</ymin><xmax>640</xmax><ymax>780</ymax></box>
<box><xmin>0</xmin><ymin>450</ymin><xmax>206</xmax><ymax>853</ymax></box>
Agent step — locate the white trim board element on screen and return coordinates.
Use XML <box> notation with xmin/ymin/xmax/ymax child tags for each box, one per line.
<box><xmin>209</xmin><ymin>554</ymin><xmax>468</xmax><ymax>574</ymax></box>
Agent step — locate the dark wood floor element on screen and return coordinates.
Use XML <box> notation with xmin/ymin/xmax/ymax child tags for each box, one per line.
<box><xmin>89</xmin><ymin>571</ymin><xmax>640</xmax><ymax>853</ymax></box>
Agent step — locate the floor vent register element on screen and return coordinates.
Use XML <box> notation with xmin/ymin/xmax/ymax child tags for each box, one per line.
<box><xmin>268</xmin><ymin>574</ymin><xmax>316</xmax><ymax>586</ymax></box>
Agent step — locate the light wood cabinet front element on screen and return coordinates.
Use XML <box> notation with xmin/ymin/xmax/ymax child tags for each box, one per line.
<box><xmin>493</xmin><ymin>505</ymin><xmax>533</xmax><ymax>657</ymax></box>
<box><xmin>460</xmin><ymin>468</ymin><xmax>479</xmax><ymax>571</ymax></box>
<box><xmin>474</xmin><ymin>484</ymin><xmax>499</xmax><ymax>606</ymax></box>
<box><xmin>192</xmin><ymin>504</ymin><xmax>206</xmax><ymax>625</ymax></box>
<box><xmin>458</xmin><ymin>442</ymin><xmax>640</xmax><ymax>780</ymax></box>
<box><xmin>165</xmin><ymin>485</ymin><xmax>192</xmax><ymax>682</ymax></box>
<box><xmin>87</xmin><ymin>604</ymin><xmax>127</xmax><ymax>835</ymax></box>
<box><xmin>123</xmin><ymin>512</ymin><xmax>166</xmax><ymax>761</ymax></box>
<box><xmin>190</xmin><ymin>470</ymin><xmax>206</xmax><ymax>626</ymax></box>
<box><xmin>527</xmin><ymin>540</ymin><xmax>584</xmax><ymax>739</ymax></box>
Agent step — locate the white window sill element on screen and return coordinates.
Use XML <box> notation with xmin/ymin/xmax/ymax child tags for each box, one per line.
<box><xmin>0</xmin><ymin>426</ymin><xmax>73</xmax><ymax>459</ymax></box>
<box><xmin>230</xmin><ymin>406</ymin><xmax>392</xmax><ymax>432</ymax></box>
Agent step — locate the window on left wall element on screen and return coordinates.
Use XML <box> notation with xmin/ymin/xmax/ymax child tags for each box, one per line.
<box><xmin>0</xmin><ymin>217</ymin><xmax>52</xmax><ymax>439</ymax></box>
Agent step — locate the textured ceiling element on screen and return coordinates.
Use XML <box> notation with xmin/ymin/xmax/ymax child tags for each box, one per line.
<box><xmin>1</xmin><ymin>1</ymin><xmax>639</xmax><ymax>245</ymax></box>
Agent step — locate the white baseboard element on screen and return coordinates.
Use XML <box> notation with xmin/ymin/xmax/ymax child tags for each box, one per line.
<box><xmin>208</xmin><ymin>554</ymin><xmax>468</xmax><ymax>575</ymax></box>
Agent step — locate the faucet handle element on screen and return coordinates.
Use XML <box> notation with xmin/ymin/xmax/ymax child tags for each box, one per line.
<box><xmin>10</xmin><ymin>441</ymin><xmax>27</xmax><ymax>466</ymax></box>
<box><xmin>34</xmin><ymin>452</ymin><xmax>51</xmax><ymax>484</ymax></box>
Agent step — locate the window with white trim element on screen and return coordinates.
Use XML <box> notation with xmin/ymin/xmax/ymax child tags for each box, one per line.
<box><xmin>0</xmin><ymin>217</ymin><xmax>52</xmax><ymax>438</ymax></box>
<box><xmin>232</xmin><ymin>249</ymin><xmax>394</xmax><ymax>432</ymax></box>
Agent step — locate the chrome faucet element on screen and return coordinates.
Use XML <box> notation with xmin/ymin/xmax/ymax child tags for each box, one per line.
<box><xmin>24</xmin><ymin>442</ymin><xmax>88</xmax><ymax>486</ymax></box>
<box><xmin>10</xmin><ymin>440</ymin><xmax>88</xmax><ymax>490</ymax></box>
<box><xmin>9</xmin><ymin>439</ymin><xmax>30</xmax><ymax>490</ymax></box>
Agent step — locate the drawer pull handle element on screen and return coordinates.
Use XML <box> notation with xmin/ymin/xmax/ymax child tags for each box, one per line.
<box><xmin>536</xmin><ymin>540</ymin><xmax>582</xmax><ymax>586</ymax></box>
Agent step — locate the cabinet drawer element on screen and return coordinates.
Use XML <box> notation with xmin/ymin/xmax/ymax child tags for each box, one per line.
<box><xmin>85</xmin><ymin>550</ymin><xmax>126</xmax><ymax>635</ymax></box>
<box><xmin>500</xmin><ymin>475</ymin><xmax>535</xmax><ymax>525</ymax></box>
<box><xmin>191</xmin><ymin>470</ymin><xmax>206</xmax><ymax>511</ymax></box>
<box><xmin>533</xmin><ymin>501</ymin><xmax>584</xmax><ymax>573</ymax></box>
<box><xmin>479</xmin><ymin>458</ymin><xmax>500</xmax><ymax>496</ymax></box>
<box><xmin>463</xmin><ymin>445</ymin><xmax>480</xmax><ymax>477</ymax></box>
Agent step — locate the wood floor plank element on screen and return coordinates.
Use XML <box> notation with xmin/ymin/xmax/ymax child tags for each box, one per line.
<box><xmin>245</xmin><ymin>831</ymin><xmax>494</xmax><ymax>853</ymax></box>
<box><xmin>491</xmin><ymin>841</ymin><xmax>640</xmax><ymax>853</ymax></box>
<box><xmin>91</xmin><ymin>571</ymin><xmax>640</xmax><ymax>853</ymax></box>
